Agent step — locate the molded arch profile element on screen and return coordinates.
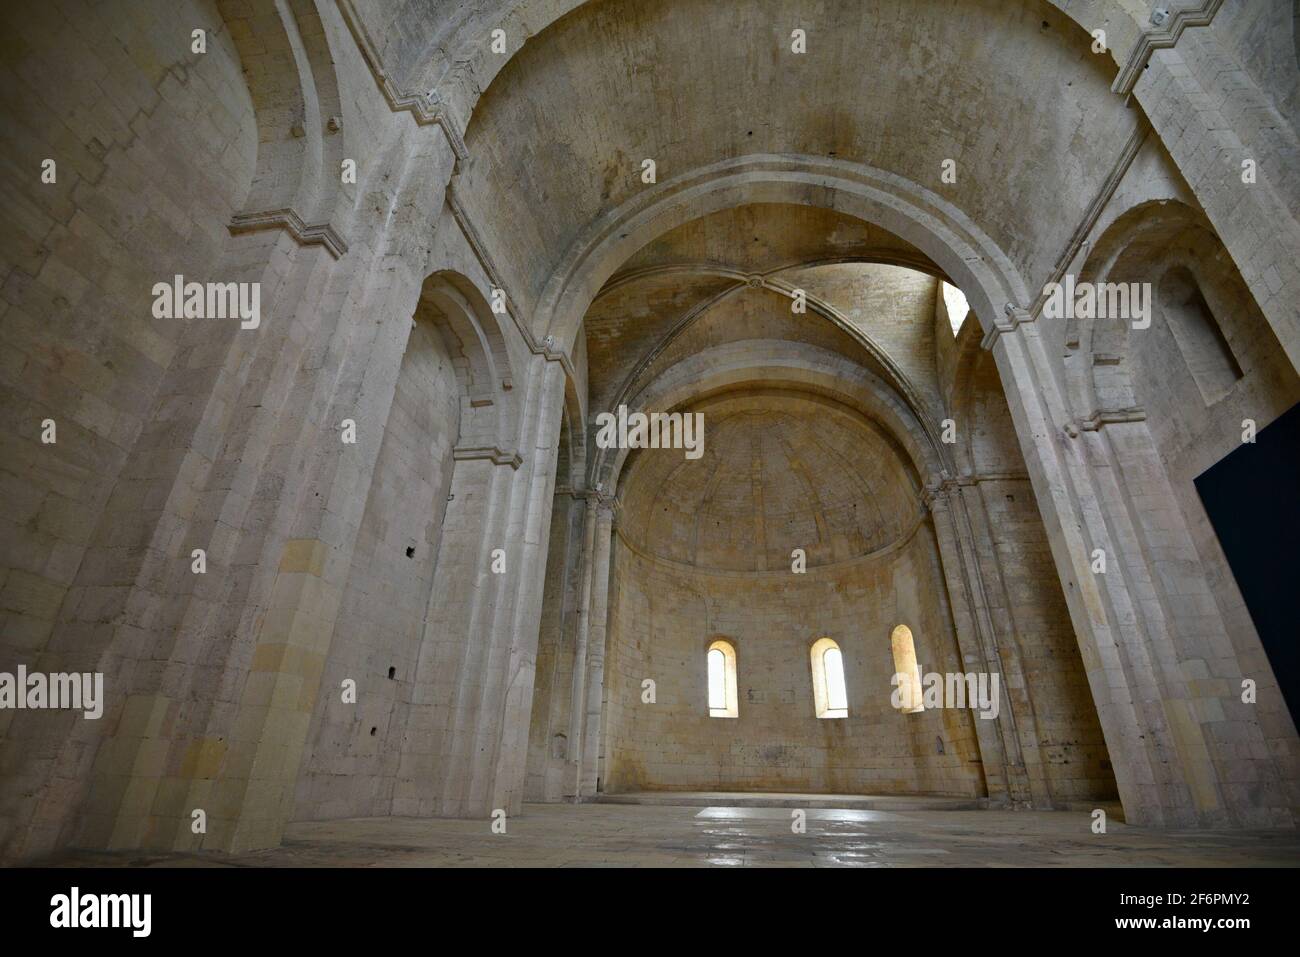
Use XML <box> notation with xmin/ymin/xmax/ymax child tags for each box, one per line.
<box><xmin>594</xmin><ymin>340</ymin><xmax>945</xmax><ymax>498</ymax></box>
<box><xmin>419</xmin><ymin>0</ymin><xmax>1141</xmax><ymax>151</ymax></box>
<box><xmin>594</xmin><ymin>269</ymin><xmax>947</xmax><ymax>461</ymax></box>
<box><xmin>222</xmin><ymin>0</ymin><xmax>350</xmax><ymax>232</ymax></box>
<box><xmin>534</xmin><ymin>156</ymin><xmax>1033</xmax><ymax>357</ymax></box>
<box><xmin>418</xmin><ymin>271</ymin><xmax>519</xmax><ymax>453</ymax></box>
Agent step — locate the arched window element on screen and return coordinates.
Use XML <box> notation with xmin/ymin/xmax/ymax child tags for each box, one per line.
<box><xmin>890</xmin><ymin>625</ymin><xmax>925</xmax><ymax>713</ymax></box>
<box><xmin>707</xmin><ymin>639</ymin><xmax>738</xmax><ymax>718</ymax></box>
<box><xmin>810</xmin><ymin>638</ymin><xmax>848</xmax><ymax>719</ymax></box>
<box><xmin>941</xmin><ymin>281</ymin><xmax>970</xmax><ymax>337</ymax></box>
<box><xmin>1159</xmin><ymin>266</ymin><xmax>1242</xmax><ymax>405</ymax></box>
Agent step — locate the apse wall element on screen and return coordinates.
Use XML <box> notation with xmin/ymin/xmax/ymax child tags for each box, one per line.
<box><xmin>601</xmin><ymin>523</ymin><xmax>987</xmax><ymax>797</ymax></box>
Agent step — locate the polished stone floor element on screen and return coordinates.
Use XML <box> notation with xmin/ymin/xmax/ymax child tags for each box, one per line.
<box><xmin>40</xmin><ymin>799</ymin><xmax>1300</xmax><ymax>868</ymax></box>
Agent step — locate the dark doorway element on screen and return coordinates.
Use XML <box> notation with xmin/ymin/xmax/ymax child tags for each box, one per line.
<box><xmin>1195</xmin><ymin>402</ymin><xmax>1300</xmax><ymax>726</ymax></box>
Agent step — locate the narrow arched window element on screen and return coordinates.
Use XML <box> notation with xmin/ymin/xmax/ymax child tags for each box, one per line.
<box><xmin>1159</xmin><ymin>267</ymin><xmax>1242</xmax><ymax>405</ymax></box>
<box><xmin>707</xmin><ymin>639</ymin><xmax>738</xmax><ymax>718</ymax></box>
<box><xmin>890</xmin><ymin>625</ymin><xmax>925</xmax><ymax>713</ymax></box>
<box><xmin>810</xmin><ymin>638</ymin><xmax>848</xmax><ymax>719</ymax></box>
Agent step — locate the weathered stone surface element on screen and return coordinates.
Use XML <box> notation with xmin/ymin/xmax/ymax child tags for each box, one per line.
<box><xmin>1</xmin><ymin>0</ymin><xmax>1297</xmax><ymax>864</ymax></box>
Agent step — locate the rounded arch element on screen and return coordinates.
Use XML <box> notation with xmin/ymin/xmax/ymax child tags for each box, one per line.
<box><xmin>418</xmin><ymin>0</ymin><xmax>1141</xmax><ymax>151</ymax></box>
<box><xmin>419</xmin><ymin>271</ymin><xmax>519</xmax><ymax>451</ymax></box>
<box><xmin>592</xmin><ymin>265</ymin><xmax>947</xmax><ymax>459</ymax></box>
<box><xmin>948</xmin><ymin>318</ymin><xmax>1026</xmax><ymax>477</ymax></box>
<box><xmin>593</xmin><ymin>340</ymin><xmax>948</xmax><ymax>498</ymax></box>
<box><xmin>1066</xmin><ymin>199</ymin><xmax>1281</xmax><ymax>421</ymax></box>
<box><xmin>706</xmin><ymin>638</ymin><xmax>739</xmax><ymax>718</ymax></box>
<box><xmin>534</xmin><ymin>155</ymin><xmax>1032</xmax><ymax>357</ymax></box>
<box><xmin>809</xmin><ymin>637</ymin><xmax>849</xmax><ymax>719</ymax></box>
<box><xmin>561</xmin><ymin>368</ymin><xmax>588</xmax><ymax>489</ymax></box>
<box><xmin>222</xmin><ymin>0</ymin><xmax>350</xmax><ymax>232</ymax></box>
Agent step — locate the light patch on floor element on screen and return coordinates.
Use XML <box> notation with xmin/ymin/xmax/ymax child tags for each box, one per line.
<box><xmin>694</xmin><ymin>807</ymin><xmax>904</xmax><ymax>823</ymax></box>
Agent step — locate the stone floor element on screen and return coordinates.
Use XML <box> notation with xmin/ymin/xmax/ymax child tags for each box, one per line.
<box><xmin>40</xmin><ymin>799</ymin><xmax>1300</xmax><ymax>867</ymax></box>
<box><xmin>598</xmin><ymin>790</ymin><xmax>989</xmax><ymax>810</ymax></box>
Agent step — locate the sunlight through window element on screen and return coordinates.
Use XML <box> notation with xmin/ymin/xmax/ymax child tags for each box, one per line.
<box><xmin>707</xmin><ymin>639</ymin><xmax>738</xmax><ymax>718</ymax></box>
<box><xmin>824</xmin><ymin>647</ymin><xmax>847</xmax><ymax>711</ymax></box>
<box><xmin>810</xmin><ymin>638</ymin><xmax>848</xmax><ymax>718</ymax></box>
<box><xmin>942</xmin><ymin>281</ymin><xmax>969</xmax><ymax>337</ymax></box>
<box><xmin>891</xmin><ymin>624</ymin><xmax>925</xmax><ymax>713</ymax></box>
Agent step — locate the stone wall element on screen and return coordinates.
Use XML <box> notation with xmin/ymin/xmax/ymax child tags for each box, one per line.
<box><xmin>602</xmin><ymin>526</ymin><xmax>986</xmax><ymax>796</ymax></box>
<box><xmin>294</xmin><ymin>314</ymin><xmax>461</xmax><ymax>820</ymax></box>
<box><xmin>1</xmin><ymin>0</ymin><xmax>1296</xmax><ymax>863</ymax></box>
<box><xmin>0</xmin><ymin>0</ymin><xmax>255</xmax><ymax>715</ymax></box>
<box><xmin>0</xmin><ymin>0</ymin><xmax>260</xmax><ymax>858</ymax></box>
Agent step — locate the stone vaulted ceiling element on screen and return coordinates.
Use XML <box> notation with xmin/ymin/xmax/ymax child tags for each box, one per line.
<box><xmin>454</xmin><ymin>0</ymin><xmax>1139</xmax><ymax>317</ymax></box>
<box><xmin>617</xmin><ymin>391</ymin><xmax>921</xmax><ymax>572</ymax></box>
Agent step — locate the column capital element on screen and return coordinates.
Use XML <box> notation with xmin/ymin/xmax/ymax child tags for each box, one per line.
<box><xmin>980</xmin><ymin>303</ymin><xmax>1035</xmax><ymax>351</ymax></box>
<box><xmin>1067</xmin><ymin>407</ymin><xmax>1147</xmax><ymax>437</ymax></box>
<box><xmin>577</xmin><ymin>487</ymin><xmax>618</xmax><ymax>519</ymax></box>
<box><xmin>923</xmin><ymin>471</ymin><xmax>1030</xmax><ymax>508</ymax></box>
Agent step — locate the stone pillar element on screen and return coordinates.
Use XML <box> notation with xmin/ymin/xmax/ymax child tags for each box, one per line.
<box><xmin>563</xmin><ymin>498</ymin><xmax>599</xmax><ymax>800</ymax></box>
<box><xmin>483</xmin><ymin>358</ymin><xmax>568</xmax><ymax>816</ymax></box>
<box><xmin>525</xmin><ymin>488</ymin><xmax>586</xmax><ymax>802</ymax></box>
<box><xmin>926</xmin><ymin>483</ymin><xmax>1022</xmax><ymax>806</ymax></box>
<box><xmin>67</xmin><ymin>211</ymin><xmax>445</xmax><ymax>855</ymax></box>
<box><xmin>8</xmin><ymin>105</ymin><xmax>470</xmax><ymax>860</ymax></box>
<box><xmin>989</xmin><ymin>315</ymin><xmax>1188</xmax><ymax>824</ymax></box>
<box><xmin>404</xmin><ymin>453</ymin><xmax>515</xmax><ymax>819</ymax></box>
<box><xmin>399</xmin><ymin>353</ymin><xmax>568</xmax><ymax>820</ymax></box>
<box><xmin>193</xmin><ymin>127</ymin><xmax>465</xmax><ymax>852</ymax></box>
<box><xmin>951</xmin><ymin>478</ymin><xmax>1058</xmax><ymax>809</ymax></box>
<box><xmin>1080</xmin><ymin>415</ymin><xmax>1290</xmax><ymax>825</ymax></box>
<box><xmin>578</xmin><ymin>501</ymin><xmax>615</xmax><ymax>797</ymax></box>
<box><xmin>987</xmin><ymin>309</ymin><xmax>1291</xmax><ymax>826</ymax></box>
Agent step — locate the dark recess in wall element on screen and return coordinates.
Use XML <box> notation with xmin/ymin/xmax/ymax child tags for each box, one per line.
<box><xmin>1195</xmin><ymin>401</ymin><xmax>1300</xmax><ymax>727</ymax></box>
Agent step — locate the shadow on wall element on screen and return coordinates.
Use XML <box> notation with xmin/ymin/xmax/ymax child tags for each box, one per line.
<box><xmin>1195</xmin><ymin>401</ymin><xmax>1300</xmax><ymax>728</ymax></box>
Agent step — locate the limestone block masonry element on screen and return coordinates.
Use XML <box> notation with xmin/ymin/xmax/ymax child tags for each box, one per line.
<box><xmin>1</xmin><ymin>0</ymin><xmax>1298</xmax><ymax>865</ymax></box>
